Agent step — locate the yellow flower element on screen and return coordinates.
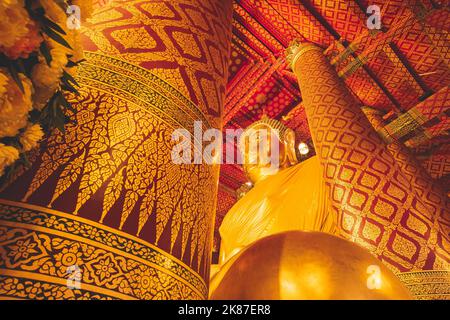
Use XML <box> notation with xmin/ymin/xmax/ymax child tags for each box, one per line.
<box><xmin>35</xmin><ymin>1</ymin><xmax>89</xmax><ymax>83</ymax></box>
<box><xmin>1</xmin><ymin>0</ymin><xmax>15</xmax><ymax>5</ymax></box>
<box><xmin>39</xmin><ymin>1</ymin><xmax>79</xmax><ymax>59</ymax></box>
<box><xmin>0</xmin><ymin>72</ymin><xmax>8</xmax><ymax>97</ymax></box>
<box><xmin>31</xmin><ymin>65</ymin><xmax>59</xmax><ymax>110</ymax></box>
<box><xmin>0</xmin><ymin>69</ymin><xmax>33</xmax><ymax>139</ymax></box>
<box><xmin>39</xmin><ymin>0</ymin><xmax>67</xmax><ymax>25</ymax></box>
<box><xmin>0</xmin><ymin>143</ymin><xmax>19</xmax><ymax>176</ymax></box>
<box><xmin>0</xmin><ymin>1</ymin><xmax>29</xmax><ymax>49</ymax></box>
<box><xmin>31</xmin><ymin>45</ymin><xmax>69</xmax><ymax>109</ymax></box>
<box><xmin>50</xmin><ymin>45</ymin><xmax>70</xmax><ymax>70</ymax></box>
<box><xmin>20</xmin><ymin>124</ymin><xmax>44</xmax><ymax>152</ymax></box>
<box><xmin>0</xmin><ymin>0</ymin><xmax>43</xmax><ymax>59</ymax></box>
<box><xmin>70</xmin><ymin>30</ymin><xmax>85</xmax><ymax>64</ymax></box>
<box><xmin>2</xmin><ymin>20</ymin><xmax>43</xmax><ymax>60</ymax></box>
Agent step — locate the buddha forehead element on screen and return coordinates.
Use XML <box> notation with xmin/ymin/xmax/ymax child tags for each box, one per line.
<box><xmin>250</xmin><ymin>123</ymin><xmax>279</xmax><ymax>132</ymax></box>
<box><xmin>239</xmin><ymin>124</ymin><xmax>283</xmax><ymax>151</ymax></box>
<box><xmin>245</xmin><ymin>121</ymin><xmax>285</xmax><ymax>137</ymax></box>
<box><xmin>247</xmin><ymin>124</ymin><xmax>280</xmax><ymax>137</ymax></box>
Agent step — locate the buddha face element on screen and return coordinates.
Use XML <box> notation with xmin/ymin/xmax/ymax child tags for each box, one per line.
<box><xmin>241</xmin><ymin>123</ymin><xmax>297</xmax><ymax>184</ymax></box>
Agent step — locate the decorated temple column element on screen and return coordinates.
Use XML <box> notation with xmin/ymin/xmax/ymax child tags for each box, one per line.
<box><xmin>362</xmin><ymin>107</ymin><xmax>449</xmax><ymax>230</ymax></box>
<box><xmin>287</xmin><ymin>42</ymin><xmax>450</xmax><ymax>274</ymax></box>
<box><xmin>361</xmin><ymin>107</ymin><xmax>450</xmax><ymax>297</ymax></box>
<box><xmin>0</xmin><ymin>1</ymin><xmax>233</xmax><ymax>299</ymax></box>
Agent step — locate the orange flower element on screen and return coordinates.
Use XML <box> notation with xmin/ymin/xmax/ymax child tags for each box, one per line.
<box><xmin>1</xmin><ymin>21</ymin><xmax>43</xmax><ymax>60</ymax></box>
<box><xmin>0</xmin><ymin>143</ymin><xmax>19</xmax><ymax>176</ymax></box>
<box><xmin>0</xmin><ymin>1</ymin><xmax>29</xmax><ymax>48</ymax></box>
<box><xmin>20</xmin><ymin>123</ymin><xmax>45</xmax><ymax>152</ymax></box>
<box><xmin>0</xmin><ymin>69</ymin><xmax>33</xmax><ymax>139</ymax></box>
<box><xmin>31</xmin><ymin>45</ymin><xmax>69</xmax><ymax>109</ymax></box>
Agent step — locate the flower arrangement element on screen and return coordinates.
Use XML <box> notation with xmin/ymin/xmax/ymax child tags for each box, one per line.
<box><xmin>0</xmin><ymin>0</ymin><xmax>93</xmax><ymax>178</ymax></box>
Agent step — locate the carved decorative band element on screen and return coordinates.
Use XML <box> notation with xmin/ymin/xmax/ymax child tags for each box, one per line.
<box><xmin>0</xmin><ymin>200</ymin><xmax>207</xmax><ymax>300</ymax></box>
<box><xmin>397</xmin><ymin>270</ymin><xmax>450</xmax><ymax>300</ymax></box>
<box><xmin>290</xmin><ymin>44</ymin><xmax>323</xmax><ymax>70</ymax></box>
<box><xmin>79</xmin><ymin>52</ymin><xmax>215</xmax><ymax>131</ymax></box>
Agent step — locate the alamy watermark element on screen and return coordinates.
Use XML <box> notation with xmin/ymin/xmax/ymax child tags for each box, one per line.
<box><xmin>66</xmin><ymin>5</ymin><xmax>81</xmax><ymax>30</ymax></box>
<box><xmin>171</xmin><ymin>121</ymin><xmax>280</xmax><ymax>174</ymax></box>
<box><xmin>366</xmin><ymin>265</ymin><xmax>382</xmax><ymax>290</ymax></box>
<box><xmin>367</xmin><ymin>5</ymin><xmax>382</xmax><ymax>30</ymax></box>
<box><xmin>67</xmin><ymin>264</ymin><xmax>82</xmax><ymax>290</ymax></box>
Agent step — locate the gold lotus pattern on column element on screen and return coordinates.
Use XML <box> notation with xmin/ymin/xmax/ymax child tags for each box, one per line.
<box><xmin>2</xmin><ymin>52</ymin><xmax>219</xmax><ymax>276</ymax></box>
<box><xmin>0</xmin><ymin>0</ymin><xmax>233</xmax><ymax>300</ymax></box>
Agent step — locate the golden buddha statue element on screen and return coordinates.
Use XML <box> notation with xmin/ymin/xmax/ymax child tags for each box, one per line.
<box><xmin>211</xmin><ymin>116</ymin><xmax>412</xmax><ymax>299</ymax></box>
<box><xmin>218</xmin><ymin>116</ymin><xmax>337</xmax><ymax>266</ymax></box>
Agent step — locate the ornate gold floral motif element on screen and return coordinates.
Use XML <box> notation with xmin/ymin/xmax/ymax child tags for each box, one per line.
<box><xmin>9</xmin><ymin>52</ymin><xmax>219</xmax><ymax>278</ymax></box>
<box><xmin>0</xmin><ymin>201</ymin><xmax>206</xmax><ymax>300</ymax></box>
<box><xmin>0</xmin><ymin>0</ymin><xmax>233</xmax><ymax>300</ymax></box>
<box><xmin>0</xmin><ymin>276</ymin><xmax>114</xmax><ymax>300</ymax></box>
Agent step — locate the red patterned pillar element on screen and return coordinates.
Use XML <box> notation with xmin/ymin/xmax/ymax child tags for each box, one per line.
<box><xmin>362</xmin><ymin>107</ymin><xmax>449</xmax><ymax>230</ymax></box>
<box><xmin>361</xmin><ymin>106</ymin><xmax>450</xmax><ymax>297</ymax></box>
<box><xmin>0</xmin><ymin>0</ymin><xmax>233</xmax><ymax>299</ymax></box>
<box><xmin>287</xmin><ymin>42</ymin><xmax>450</xmax><ymax>274</ymax></box>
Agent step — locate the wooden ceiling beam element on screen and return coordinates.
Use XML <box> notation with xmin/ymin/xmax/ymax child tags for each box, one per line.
<box><xmin>298</xmin><ymin>0</ymin><xmax>403</xmax><ymax>111</ymax></box>
<box><xmin>299</xmin><ymin>0</ymin><xmax>341</xmax><ymax>40</ymax></box>
<box><xmin>353</xmin><ymin>0</ymin><xmax>434</xmax><ymax>101</ymax></box>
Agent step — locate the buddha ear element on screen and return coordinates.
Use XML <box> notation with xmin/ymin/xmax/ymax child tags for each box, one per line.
<box><xmin>284</xmin><ymin>129</ymin><xmax>298</xmax><ymax>165</ymax></box>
